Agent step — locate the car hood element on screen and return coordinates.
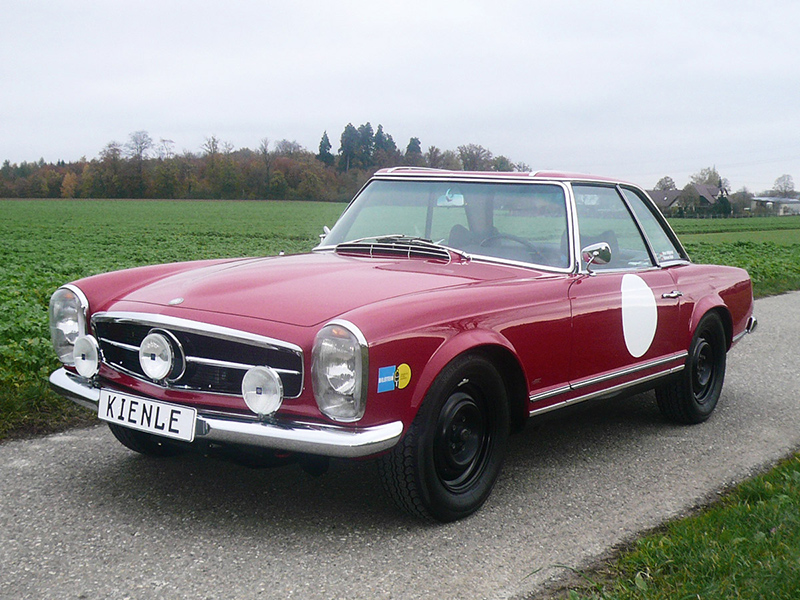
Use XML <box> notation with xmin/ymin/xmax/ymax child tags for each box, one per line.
<box><xmin>115</xmin><ymin>252</ymin><xmax>516</xmax><ymax>327</ymax></box>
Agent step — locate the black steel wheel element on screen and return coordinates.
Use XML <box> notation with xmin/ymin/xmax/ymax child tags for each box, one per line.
<box><xmin>107</xmin><ymin>422</ymin><xmax>183</xmax><ymax>457</ymax></box>
<box><xmin>378</xmin><ymin>353</ymin><xmax>509</xmax><ymax>522</ymax></box>
<box><xmin>656</xmin><ymin>312</ymin><xmax>727</xmax><ymax>424</ymax></box>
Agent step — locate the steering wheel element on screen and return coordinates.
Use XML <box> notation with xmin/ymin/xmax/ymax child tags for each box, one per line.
<box><xmin>479</xmin><ymin>234</ymin><xmax>544</xmax><ymax>261</ymax></box>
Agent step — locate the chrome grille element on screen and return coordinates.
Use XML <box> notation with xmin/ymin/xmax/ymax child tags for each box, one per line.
<box><xmin>92</xmin><ymin>313</ymin><xmax>303</xmax><ymax>398</ymax></box>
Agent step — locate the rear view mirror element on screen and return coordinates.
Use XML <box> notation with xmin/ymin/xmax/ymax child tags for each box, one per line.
<box><xmin>437</xmin><ymin>188</ymin><xmax>465</xmax><ymax>207</ymax></box>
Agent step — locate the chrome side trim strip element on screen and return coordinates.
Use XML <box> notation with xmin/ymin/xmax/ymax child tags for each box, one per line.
<box><xmin>529</xmin><ymin>385</ymin><xmax>572</xmax><ymax>403</ymax></box>
<box><xmin>528</xmin><ymin>352</ymin><xmax>687</xmax><ymax>405</ymax></box>
<box><xmin>49</xmin><ymin>368</ymin><xmax>403</xmax><ymax>458</ymax></box>
<box><xmin>528</xmin><ymin>363</ymin><xmax>685</xmax><ymax>418</ymax></box>
<box><xmin>569</xmin><ymin>352</ymin><xmax>688</xmax><ymax>391</ymax></box>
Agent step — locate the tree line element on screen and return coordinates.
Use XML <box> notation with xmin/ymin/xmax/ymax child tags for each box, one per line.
<box><xmin>0</xmin><ymin>124</ymin><xmax>530</xmax><ymax>202</ymax></box>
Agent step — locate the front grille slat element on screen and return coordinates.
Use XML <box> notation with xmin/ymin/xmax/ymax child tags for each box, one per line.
<box><xmin>93</xmin><ymin>314</ymin><xmax>304</xmax><ymax>398</ymax></box>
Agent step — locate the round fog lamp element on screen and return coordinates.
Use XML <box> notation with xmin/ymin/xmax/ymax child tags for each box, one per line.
<box><xmin>73</xmin><ymin>335</ymin><xmax>100</xmax><ymax>378</ymax></box>
<box><xmin>139</xmin><ymin>332</ymin><xmax>173</xmax><ymax>381</ymax></box>
<box><xmin>242</xmin><ymin>366</ymin><xmax>283</xmax><ymax>417</ymax></box>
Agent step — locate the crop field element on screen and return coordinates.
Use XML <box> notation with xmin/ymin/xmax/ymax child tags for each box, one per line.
<box><xmin>670</xmin><ymin>216</ymin><xmax>800</xmax><ymax>298</ymax></box>
<box><xmin>0</xmin><ymin>199</ymin><xmax>345</xmax><ymax>438</ymax></box>
<box><xmin>1</xmin><ymin>200</ymin><xmax>799</xmax><ymax>439</ymax></box>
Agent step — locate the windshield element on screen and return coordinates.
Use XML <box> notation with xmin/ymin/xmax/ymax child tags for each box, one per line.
<box><xmin>322</xmin><ymin>179</ymin><xmax>570</xmax><ymax>269</ymax></box>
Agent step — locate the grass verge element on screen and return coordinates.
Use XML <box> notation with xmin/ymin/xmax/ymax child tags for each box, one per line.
<box><xmin>554</xmin><ymin>453</ymin><xmax>800</xmax><ymax>599</ymax></box>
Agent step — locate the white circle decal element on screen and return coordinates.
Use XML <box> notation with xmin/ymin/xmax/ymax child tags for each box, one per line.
<box><xmin>621</xmin><ymin>274</ymin><xmax>657</xmax><ymax>358</ymax></box>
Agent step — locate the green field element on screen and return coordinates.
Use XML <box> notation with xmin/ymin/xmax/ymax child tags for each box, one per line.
<box><xmin>1</xmin><ymin>201</ymin><xmax>799</xmax><ymax>440</ymax></box>
<box><xmin>0</xmin><ymin>199</ymin><xmax>344</xmax><ymax>438</ymax></box>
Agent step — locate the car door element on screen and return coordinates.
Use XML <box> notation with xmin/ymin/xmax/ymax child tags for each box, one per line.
<box><xmin>567</xmin><ymin>184</ymin><xmax>686</xmax><ymax>396</ymax></box>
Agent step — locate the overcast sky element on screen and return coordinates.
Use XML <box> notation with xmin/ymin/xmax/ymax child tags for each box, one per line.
<box><xmin>3</xmin><ymin>0</ymin><xmax>799</xmax><ymax>192</ymax></box>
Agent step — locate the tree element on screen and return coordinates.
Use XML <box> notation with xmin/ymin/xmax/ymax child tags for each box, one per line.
<box><xmin>773</xmin><ymin>174</ymin><xmax>795</xmax><ymax>197</ymax></box>
<box><xmin>373</xmin><ymin>125</ymin><xmax>400</xmax><ymax>167</ymax></box>
<box><xmin>654</xmin><ymin>176</ymin><xmax>677</xmax><ymax>191</ymax></box>
<box><xmin>690</xmin><ymin>166</ymin><xmax>729</xmax><ymax>193</ymax></box>
<box><xmin>404</xmin><ymin>137</ymin><xmax>425</xmax><ymax>166</ymax></box>
<box><xmin>274</xmin><ymin>139</ymin><xmax>304</xmax><ymax>156</ymax></box>
<box><xmin>258</xmin><ymin>137</ymin><xmax>272</xmax><ymax>191</ymax></box>
<box><xmin>338</xmin><ymin>123</ymin><xmax>359</xmax><ymax>172</ymax></box>
<box><xmin>61</xmin><ymin>171</ymin><xmax>79</xmax><ymax>198</ymax></box>
<box><xmin>317</xmin><ymin>131</ymin><xmax>335</xmax><ymax>166</ymax></box>
<box><xmin>125</xmin><ymin>130</ymin><xmax>153</xmax><ymax>162</ymax></box>
<box><xmin>458</xmin><ymin>144</ymin><xmax>493</xmax><ymax>171</ymax></box>
<box><xmin>729</xmin><ymin>187</ymin><xmax>754</xmax><ymax>215</ymax></box>
<box><xmin>356</xmin><ymin>122</ymin><xmax>375</xmax><ymax>168</ymax></box>
<box><xmin>491</xmin><ymin>155</ymin><xmax>515</xmax><ymax>172</ymax></box>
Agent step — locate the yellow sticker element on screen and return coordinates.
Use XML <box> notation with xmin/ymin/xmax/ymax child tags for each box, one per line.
<box><xmin>394</xmin><ymin>363</ymin><xmax>412</xmax><ymax>390</ymax></box>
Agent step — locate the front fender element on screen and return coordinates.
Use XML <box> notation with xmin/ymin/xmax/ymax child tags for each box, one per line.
<box><xmin>409</xmin><ymin>328</ymin><xmax>519</xmax><ymax>412</ymax></box>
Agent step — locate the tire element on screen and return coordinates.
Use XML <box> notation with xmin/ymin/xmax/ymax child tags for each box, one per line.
<box><xmin>378</xmin><ymin>353</ymin><xmax>510</xmax><ymax>522</ymax></box>
<box><xmin>107</xmin><ymin>422</ymin><xmax>183</xmax><ymax>457</ymax></box>
<box><xmin>656</xmin><ymin>312</ymin><xmax>727</xmax><ymax>424</ymax></box>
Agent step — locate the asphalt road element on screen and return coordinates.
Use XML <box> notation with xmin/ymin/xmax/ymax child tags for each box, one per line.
<box><xmin>2</xmin><ymin>292</ymin><xmax>798</xmax><ymax>600</ymax></box>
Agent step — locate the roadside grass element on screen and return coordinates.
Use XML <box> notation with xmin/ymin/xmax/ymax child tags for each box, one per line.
<box><xmin>555</xmin><ymin>453</ymin><xmax>800</xmax><ymax>599</ymax></box>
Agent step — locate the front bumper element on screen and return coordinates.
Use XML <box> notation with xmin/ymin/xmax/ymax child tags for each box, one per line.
<box><xmin>50</xmin><ymin>368</ymin><xmax>403</xmax><ymax>459</ymax></box>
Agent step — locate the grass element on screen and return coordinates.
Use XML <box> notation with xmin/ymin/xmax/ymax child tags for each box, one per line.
<box><xmin>558</xmin><ymin>454</ymin><xmax>800</xmax><ymax>599</ymax></box>
<box><xmin>0</xmin><ymin>199</ymin><xmax>344</xmax><ymax>439</ymax></box>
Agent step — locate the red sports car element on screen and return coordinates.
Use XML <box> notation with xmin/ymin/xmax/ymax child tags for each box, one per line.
<box><xmin>49</xmin><ymin>169</ymin><xmax>756</xmax><ymax>521</ymax></box>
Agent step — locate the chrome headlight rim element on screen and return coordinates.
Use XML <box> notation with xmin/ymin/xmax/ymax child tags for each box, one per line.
<box><xmin>312</xmin><ymin>319</ymin><xmax>369</xmax><ymax>423</ymax></box>
<box><xmin>49</xmin><ymin>284</ymin><xmax>90</xmax><ymax>366</ymax></box>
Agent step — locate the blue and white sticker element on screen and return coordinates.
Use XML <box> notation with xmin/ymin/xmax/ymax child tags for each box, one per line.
<box><xmin>377</xmin><ymin>364</ymin><xmax>412</xmax><ymax>392</ymax></box>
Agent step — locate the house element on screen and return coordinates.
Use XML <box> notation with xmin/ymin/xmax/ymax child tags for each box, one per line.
<box><xmin>647</xmin><ymin>184</ymin><xmax>728</xmax><ymax>216</ymax></box>
<box><xmin>751</xmin><ymin>197</ymin><xmax>800</xmax><ymax>215</ymax></box>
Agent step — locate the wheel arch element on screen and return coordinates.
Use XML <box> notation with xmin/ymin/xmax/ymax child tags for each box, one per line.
<box><xmin>689</xmin><ymin>296</ymin><xmax>733</xmax><ymax>349</ymax></box>
<box><xmin>409</xmin><ymin>330</ymin><xmax>528</xmax><ymax>434</ymax></box>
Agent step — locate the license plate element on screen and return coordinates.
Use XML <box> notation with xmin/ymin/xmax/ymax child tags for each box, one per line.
<box><xmin>98</xmin><ymin>389</ymin><xmax>197</xmax><ymax>442</ymax></box>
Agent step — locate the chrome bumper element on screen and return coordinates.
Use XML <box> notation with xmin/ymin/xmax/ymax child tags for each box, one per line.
<box><xmin>733</xmin><ymin>315</ymin><xmax>758</xmax><ymax>344</ymax></box>
<box><xmin>49</xmin><ymin>368</ymin><xmax>403</xmax><ymax>459</ymax></box>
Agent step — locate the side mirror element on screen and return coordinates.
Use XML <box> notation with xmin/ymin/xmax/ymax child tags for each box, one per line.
<box><xmin>581</xmin><ymin>242</ymin><xmax>611</xmax><ymax>273</ymax></box>
<box><xmin>319</xmin><ymin>225</ymin><xmax>331</xmax><ymax>243</ymax></box>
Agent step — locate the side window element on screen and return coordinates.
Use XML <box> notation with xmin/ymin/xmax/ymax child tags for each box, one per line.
<box><xmin>619</xmin><ymin>188</ymin><xmax>684</xmax><ymax>264</ymax></box>
<box><xmin>572</xmin><ymin>185</ymin><xmax>653</xmax><ymax>270</ymax></box>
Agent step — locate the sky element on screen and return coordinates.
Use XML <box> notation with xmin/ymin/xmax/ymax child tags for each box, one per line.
<box><xmin>3</xmin><ymin>0</ymin><xmax>799</xmax><ymax>192</ymax></box>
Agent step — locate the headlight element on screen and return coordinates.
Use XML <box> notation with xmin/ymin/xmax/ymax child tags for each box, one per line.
<box><xmin>49</xmin><ymin>286</ymin><xmax>88</xmax><ymax>365</ymax></box>
<box><xmin>312</xmin><ymin>320</ymin><xmax>368</xmax><ymax>422</ymax></box>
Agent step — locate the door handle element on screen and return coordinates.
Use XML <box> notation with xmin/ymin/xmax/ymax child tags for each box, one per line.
<box><xmin>662</xmin><ymin>290</ymin><xmax>683</xmax><ymax>299</ymax></box>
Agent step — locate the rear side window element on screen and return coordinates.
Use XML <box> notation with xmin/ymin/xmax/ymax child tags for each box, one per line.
<box><xmin>619</xmin><ymin>187</ymin><xmax>685</xmax><ymax>264</ymax></box>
